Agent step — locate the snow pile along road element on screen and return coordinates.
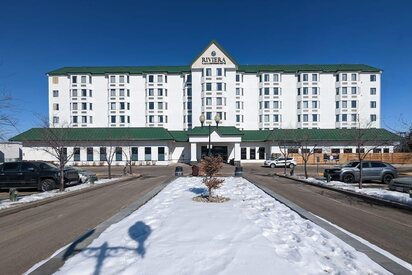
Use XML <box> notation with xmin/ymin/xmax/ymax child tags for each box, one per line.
<box><xmin>55</xmin><ymin>177</ymin><xmax>389</xmax><ymax>275</ymax></box>
<box><xmin>305</xmin><ymin>177</ymin><xmax>412</xmax><ymax>207</ymax></box>
<box><xmin>0</xmin><ymin>178</ymin><xmax>117</xmax><ymax>210</ymax></box>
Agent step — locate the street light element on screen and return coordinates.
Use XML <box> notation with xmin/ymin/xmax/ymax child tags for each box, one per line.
<box><xmin>214</xmin><ymin>114</ymin><xmax>221</xmax><ymax>127</ymax></box>
<box><xmin>199</xmin><ymin>113</ymin><xmax>221</xmax><ymax>157</ymax></box>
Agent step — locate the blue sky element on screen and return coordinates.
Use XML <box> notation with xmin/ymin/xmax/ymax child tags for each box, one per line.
<box><xmin>1</xmin><ymin>0</ymin><xmax>411</xmax><ymax>137</ymax></box>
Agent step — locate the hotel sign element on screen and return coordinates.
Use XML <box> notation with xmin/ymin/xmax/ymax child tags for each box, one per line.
<box><xmin>201</xmin><ymin>51</ymin><xmax>226</xmax><ymax>65</ymax></box>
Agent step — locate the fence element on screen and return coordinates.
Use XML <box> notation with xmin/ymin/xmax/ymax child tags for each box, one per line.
<box><xmin>288</xmin><ymin>153</ymin><xmax>412</xmax><ymax>165</ymax></box>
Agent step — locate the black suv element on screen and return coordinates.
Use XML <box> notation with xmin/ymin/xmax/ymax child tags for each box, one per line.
<box><xmin>0</xmin><ymin>161</ymin><xmax>80</xmax><ymax>191</ymax></box>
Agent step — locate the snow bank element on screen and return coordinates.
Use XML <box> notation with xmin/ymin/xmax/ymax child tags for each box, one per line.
<box><xmin>304</xmin><ymin>177</ymin><xmax>412</xmax><ymax>207</ymax></box>
<box><xmin>0</xmin><ymin>178</ymin><xmax>118</xmax><ymax>210</ymax></box>
<box><xmin>54</xmin><ymin>177</ymin><xmax>389</xmax><ymax>275</ymax></box>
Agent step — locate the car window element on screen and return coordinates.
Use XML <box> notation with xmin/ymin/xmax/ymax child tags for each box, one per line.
<box><xmin>39</xmin><ymin>163</ymin><xmax>57</xmax><ymax>170</ymax></box>
<box><xmin>371</xmin><ymin>162</ymin><xmax>386</xmax><ymax>168</ymax></box>
<box><xmin>21</xmin><ymin>162</ymin><xmax>37</xmax><ymax>171</ymax></box>
<box><xmin>3</xmin><ymin>162</ymin><xmax>20</xmax><ymax>172</ymax></box>
<box><xmin>361</xmin><ymin>162</ymin><xmax>370</xmax><ymax>168</ymax></box>
<box><xmin>344</xmin><ymin>162</ymin><xmax>359</xmax><ymax>167</ymax></box>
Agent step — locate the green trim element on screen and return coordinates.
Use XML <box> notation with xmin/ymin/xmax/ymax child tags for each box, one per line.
<box><xmin>238</xmin><ymin>64</ymin><xmax>381</xmax><ymax>73</ymax></box>
<box><xmin>47</xmin><ymin>66</ymin><xmax>191</xmax><ymax>76</ymax></box>
<box><xmin>10</xmin><ymin>127</ymin><xmax>398</xmax><ymax>143</ymax></box>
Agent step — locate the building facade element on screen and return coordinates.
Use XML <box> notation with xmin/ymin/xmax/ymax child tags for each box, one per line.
<box><xmin>48</xmin><ymin>41</ymin><xmax>382</xmax><ymax>131</ymax></box>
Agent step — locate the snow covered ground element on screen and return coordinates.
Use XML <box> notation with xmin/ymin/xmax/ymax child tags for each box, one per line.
<box><xmin>302</xmin><ymin>177</ymin><xmax>412</xmax><ymax>207</ymax></box>
<box><xmin>53</xmin><ymin>177</ymin><xmax>390</xmax><ymax>275</ymax></box>
<box><xmin>0</xmin><ymin>178</ymin><xmax>118</xmax><ymax>210</ymax></box>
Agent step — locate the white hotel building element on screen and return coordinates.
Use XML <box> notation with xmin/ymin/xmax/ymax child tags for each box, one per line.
<box><xmin>12</xmin><ymin>41</ymin><xmax>396</xmax><ymax>165</ymax></box>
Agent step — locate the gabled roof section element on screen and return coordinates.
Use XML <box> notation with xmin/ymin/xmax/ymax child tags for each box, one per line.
<box><xmin>10</xmin><ymin>127</ymin><xmax>175</xmax><ymax>142</ymax></box>
<box><xmin>191</xmin><ymin>40</ymin><xmax>238</xmax><ymax>68</ymax></box>
<box><xmin>47</xmin><ymin>66</ymin><xmax>191</xmax><ymax>76</ymax></box>
<box><xmin>238</xmin><ymin>64</ymin><xmax>381</xmax><ymax>73</ymax></box>
<box><xmin>168</xmin><ymin>131</ymin><xmax>188</xmax><ymax>142</ymax></box>
<box><xmin>242</xmin><ymin>130</ymin><xmax>272</xmax><ymax>142</ymax></box>
<box><xmin>187</xmin><ymin>126</ymin><xmax>243</xmax><ymax>136</ymax></box>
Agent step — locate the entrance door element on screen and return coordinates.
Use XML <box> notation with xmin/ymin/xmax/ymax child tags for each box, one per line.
<box><xmin>201</xmin><ymin>146</ymin><xmax>228</xmax><ymax>161</ymax></box>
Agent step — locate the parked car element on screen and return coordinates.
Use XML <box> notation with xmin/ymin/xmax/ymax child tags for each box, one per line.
<box><xmin>324</xmin><ymin>161</ymin><xmax>398</xmax><ymax>184</ymax></box>
<box><xmin>0</xmin><ymin>161</ymin><xmax>80</xmax><ymax>191</ymax></box>
<box><xmin>264</xmin><ymin>157</ymin><xmax>297</xmax><ymax>168</ymax></box>
<box><xmin>389</xmin><ymin>177</ymin><xmax>412</xmax><ymax>193</ymax></box>
<box><xmin>70</xmin><ymin>167</ymin><xmax>98</xmax><ymax>183</ymax></box>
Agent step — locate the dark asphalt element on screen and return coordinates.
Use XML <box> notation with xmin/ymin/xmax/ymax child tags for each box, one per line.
<box><xmin>243</xmin><ymin>165</ymin><xmax>412</xmax><ymax>265</ymax></box>
<box><xmin>0</xmin><ymin>166</ymin><xmax>176</xmax><ymax>275</ymax></box>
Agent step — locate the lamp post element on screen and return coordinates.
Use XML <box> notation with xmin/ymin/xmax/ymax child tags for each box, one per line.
<box><xmin>199</xmin><ymin>114</ymin><xmax>220</xmax><ymax>157</ymax></box>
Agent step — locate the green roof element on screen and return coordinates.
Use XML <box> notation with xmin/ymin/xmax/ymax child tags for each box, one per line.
<box><xmin>10</xmin><ymin>127</ymin><xmax>175</xmax><ymax>142</ymax></box>
<box><xmin>48</xmin><ymin>64</ymin><xmax>380</xmax><ymax>75</ymax></box>
<box><xmin>187</xmin><ymin>126</ymin><xmax>243</xmax><ymax>136</ymax></box>
<box><xmin>10</xmin><ymin>127</ymin><xmax>398</xmax><ymax>143</ymax></box>
<box><xmin>266</xmin><ymin>128</ymin><xmax>399</xmax><ymax>142</ymax></box>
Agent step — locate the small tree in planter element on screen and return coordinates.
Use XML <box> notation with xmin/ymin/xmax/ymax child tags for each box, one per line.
<box><xmin>194</xmin><ymin>155</ymin><xmax>228</xmax><ymax>203</ymax></box>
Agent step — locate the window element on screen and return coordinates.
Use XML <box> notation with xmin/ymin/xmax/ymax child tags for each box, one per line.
<box><xmin>312</xmin><ymin>74</ymin><xmax>317</xmax><ymax>82</ymax></box>
<box><xmin>148</xmin><ymin>115</ymin><xmax>154</xmax><ymax>123</ymax></box>
<box><xmin>72</xmin><ymin>76</ymin><xmax>77</xmax><ymax>83</ymax></box>
<box><xmin>120</xmin><ymin>115</ymin><xmax>125</xmax><ymax>123</ymax></box>
<box><xmin>119</xmin><ymin>76</ymin><xmax>125</xmax><ymax>83</ymax></box>
<box><xmin>342</xmin><ymin>74</ymin><xmax>347</xmax><ymax>81</ymax></box>
<box><xmin>110</xmin><ymin>76</ymin><xmax>116</xmax><ymax>83</ymax></box>
<box><xmin>351</xmin><ymin>100</ymin><xmax>357</xmax><ymax>108</ymax></box>
<box><xmin>216</xmin><ymin>97</ymin><xmax>223</xmax><ymax>106</ymax></box>
<box><xmin>206</xmin><ymin>97</ymin><xmax>212</xmax><ymax>106</ymax></box>
<box><xmin>148</xmin><ymin>75</ymin><xmax>154</xmax><ymax>83</ymax></box>
<box><xmin>241</xmin><ymin>148</ymin><xmax>247</xmax><ymax>160</ymax></box>
<box><xmin>158</xmin><ymin>115</ymin><xmax>164</xmax><ymax>123</ymax></box>
<box><xmin>342</xmin><ymin>87</ymin><xmax>347</xmax><ymax>94</ymax></box>
<box><xmin>53</xmin><ymin>90</ymin><xmax>59</xmax><ymax>97</ymax></box>
<box><xmin>336</xmin><ymin>88</ymin><xmax>339</xmax><ymax>95</ymax></box>
<box><xmin>372</xmin><ymin>149</ymin><xmax>382</xmax><ymax>154</ymax></box>
<box><xmin>273</xmin><ymin>101</ymin><xmax>280</xmax><ymax>109</ymax></box>
<box><xmin>336</xmin><ymin>115</ymin><xmax>339</xmax><ymax>122</ymax></box>
<box><xmin>236</xmin><ymin>74</ymin><xmax>242</xmax><ymax>82</ymax></box>
<box><xmin>89</xmin><ymin>116</ymin><xmax>93</xmax><ymax>124</ymax></box>
<box><xmin>342</xmin><ymin>114</ymin><xmax>347</xmax><ymax>121</ymax></box>
<box><xmin>370</xmin><ymin>75</ymin><xmax>376</xmax><ymax>82</ymax></box>
<box><xmin>187</xmin><ymin>88</ymin><xmax>192</xmax><ymax>96</ymax></box>
<box><xmin>312</xmin><ymin>101</ymin><xmax>318</xmax><ymax>109</ymax></box>
<box><xmin>273</xmin><ymin>87</ymin><xmax>280</xmax><ymax>95</ymax></box>
<box><xmin>297</xmin><ymin>88</ymin><xmax>301</xmax><ymax>96</ymax></box>
<box><xmin>273</xmin><ymin>114</ymin><xmax>280</xmax><ymax>122</ymax></box>
<box><xmin>205</xmin><ymin>68</ymin><xmax>212</xmax><ymax>76</ymax></box>
<box><xmin>273</xmin><ymin>74</ymin><xmax>279</xmax><ymax>82</ymax></box>
<box><xmin>53</xmin><ymin>116</ymin><xmax>59</xmax><ymax>124</ymax></box>
<box><xmin>264</xmin><ymin>115</ymin><xmax>270</xmax><ymax>122</ymax></box>
<box><xmin>81</xmin><ymin>89</ymin><xmax>87</xmax><ymax>97</ymax></box>
<box><xmin>74</xmin><ymin>148</ymin><xmax>80</xmax><ymax>161</ymax></box>
<box><xmin>336</xmin><ymin>74</ymin><xmax>340</xmax><ymax>82</ymax></box>
<box><xmin>383</xmin><ymin>148</ymin><xmax>390</xmax><ymax>153</ymax></box>
<box><xmin>351</xmin><ymin>114</ymin><xmax>357</xmax><ymax>122</ymax></box>
<box><xmin>120</xmin><ymin>102</ymin><xmax>125</xmax><ymax>110</ymax></box>
<box><xmin>81</xmin><ymin>103</ymin><xmax>87</xmax><ymax>110</ymax></box>
<box><xmin>303</xmin><ymin>114</ymin><xmax>308</xmax><ymax>122</ymax></box>
<box><xmin>351</xmin><ymin>74</ymin><xmax>357</xmax><ymax>81</ymax></box>
<box><xmin>236</xmin><ymin>115</ymin><xmax>241</xmax><ymax>122</ymax></box>
<box><xmin>302</xmin><ymin>74</ymin><xmax>308</xmax><ymax>81</ymax></box>
<box><xmin>344</xmin><ymin>148</ymin><xmax>353</xmax><ymax>153</ymax></box>
<box><xmin>336</xmin><ymin>101</ymin><xmax>339</xmax><ymax>109</ymax></box>
<box><xmin>206</xmin><ymin>112</ymin><xmax>212</xmax><ymax>120</ymax></box>
<box><xmin>264</xmin><ymin>101</ymin><xmax>270</xmax><ymax>109</ymax></box>
<box><xmin>298</xmin><ymin>115</ymin><xmax>301</xmax><ymax>122</ymax></box>
<box><xmin>118</xmin><ymin>89</ymin><xmax>125</xmax><ymax>97</ymax></box>
<box><xmin>148</xmin><ymin>102</ymin><xmax>154</xmax><ymax>110</ymax></box>
<box><xmin>264</xmin><ymin>74</ymin><xmax>270</xmax><ymax>82</ymax></box>
<box><xmin>81</xmin><ymin>76</ymin><xmax>87</xmax><ymax>83</ymax></box>
<box><xmin>351</xmin><ymin>87</ymin><xmax>357</xmax><ymax>94</ymax></box>
<box><xmin>110</xmin><ymin>89</ymin><xmax>116</xmax><ymax>96</ymax></box>
<box><xmin>53</xmin><ymin>103</ymin><xmax>59</xmax><ymax>111</ymax></box>
<box><xmin>216</xmin><ymin>83</ymin><xmax>223</xmax><ymax>91</ymax></box>
<box><xmin>312</xmin><ymin>114</ymin><xmax>318</xmax><ymax>122</ymax></box>
<box><xmin>87</xmin><ymin>147</ymin><xmax>93</xmax><ymax>161</ymax></box>
<box><xmin>370</xmin><ymin>114</ymin><xmax>377</xmax><ymax>121</ymax></box>
<box><xmin>157</xmin><ymin>75</ymin><xmax>163</xmax><ymax>83</ymax></box>
<box><xmin>3</xmin><ymin>162</ymin><xmax>19</xmax><ymax>171</ymax></box>
<box><xmin>82</xmin><ymin>116</ymin><xmax>87</xmax><ymax>123</ymax></box>
<box><xmin>21</xmin><ymin>162</ymin><xmax>37</xmax><ymax>172</ymax></box>
<box><xmin>216</xmin><ymin>68</ymin><xmax>222</xmax><ymax>76</ymax></box>
<box><xmin>312</xmin><ymin>87</ymin><xmax>318</xmax><ymax>95</ymax></box>
<box><xmin>342</xmin><ymin>101</ymin><xmax>347</xmax><ymax>108</ymax></box>
<box><xmin>89</xmin><ymin>90</ymin><xmax>93</xmax><ymax>97</ymax></box>
<box><xmin>158</xmin><ymin>147</ymin><xmax>165</xmax><ymax>161</ymax></box>
<box><xmin>131</xmin><ymin>147</ymin><xmax>138</xmax><ymax>161</ymax></box>
<box><xmin>370</xmin><ymin>88</ymin><xmax>376</xmax><ymax>95</ymax></box>
<box><xmin>331</xmin><ymin>148</ymin><xmax>340</xmax><ymax>154</ymax></box>
<box><xmin>116</xmin><ymin>147</ymin><xmax>122</xmax><ymax>161</ymax></box>
<box><xmin>147</xmin><ymin>88</ymin><xmax>154</xmax><ymax>96</ymax></box>
<box><xmin>303</xmin><ymin>87</ymin><xmax>308</xmax><ymax>95</ymax></box>
<box><xmin>157</xmin><ymin>102</ymin><xmax>163</xmax><ymax>110</ymax></box>
<box><xmin>72</xmin><ymin>116</ymin><xmax>78</xmax><ymax>123</ymax></box>
<box><xmin>145</xmin><ymin>147</ymin><xmax>151</xmax><ymax>161</ymax></box>
<box><xmin>297</xmin><ymin>101</ymin><xmax>301</xmax><ymax>109</ymax></box>
<box><xmin>206</xmin><ymin>83</ymin><xmax>212</xmax><ymax>91</ymax></box>
<box><xmin>297</xmin><ymin>75</ymin><xmax>301</xmax><ymax>82</ymax></box>
<box><xmin>258</xmin><ymin>147</ymin><xmax>265</xmax><ymax>160</ymax></box>
<box><xmin>72</xmin><ymin>89</ymin><xmax>78</xmax><ymax>97</ymax></box>
<box><xmin>370</xmin><ymin>101</ymin><xmax>376</xmax><ymax>108</ymax></box>
<box><xmin>111</xmin><ymin>116</ymin><xmax>116</xmax><ymax>123</ymax></box>
<box><xmin>264</xmin><ymin>88</ymin><xmax>270</xmax><ymax>95</ymax></box>
<box><xmin>250</xmin><ymin>148</ymin><xmax>256</xmax><ymax>159</ymax></box>
<box><xmin>111</xmin><ymin>102</ymin><xmax>116</xmax><ymax>110</ymax></box>
<box><xmin>303</xmin><ymin>101</ymin><xmax>308</xmax><ymax>109</ymax></box>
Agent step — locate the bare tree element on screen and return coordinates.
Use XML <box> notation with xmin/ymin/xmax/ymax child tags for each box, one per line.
<box><xmin>122</xmin><ymin>145</ymin><xmax>135</xmax><ymax>174</ymax></box>
<box><xmin>100</xmin><ymin>145</ymin><xmax>117</xmax><ymax>179</ymax></box>
<box><xmin>40</xmin><ymin>122</ymin><xmax>75</xmax><ymax>191</ymax></box>
<box><xmin>200</xmin><ymin>155</ymin><xmax>224</xmax><ymax>200</ymax></box>
<box><xmin>0</xmin><ymin>94</ymin><xmax>16</xmax><ymax>140</ymax></box>
<box><xmin>296</xmin><ymin>140</ymin><xmax>317</xmax><ymax>179</ymax></box>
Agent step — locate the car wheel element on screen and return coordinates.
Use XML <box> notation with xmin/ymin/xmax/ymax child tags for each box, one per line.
<box><xmin>289</xmin><ymin>164</ymin><xmax>295</xmax><ymax>169</ymax></box>
<box><xmin>270</xmin><ymin>164</ymin><xmax>276</xmax><ymax>168</ymax></box>
<box><xmin>40</xmin><ymin>179</ymin><xmax>56</xmax><ymax>192</ymax></box>
<box><xmin>342</xmin><ymin>173</ymin><xmax>354</xmax><ymax>183</ymax></box>
<box><xmin>382</xmin><ymin>173</ymin><xmax>394</xmax><ymax>185</ymax></box>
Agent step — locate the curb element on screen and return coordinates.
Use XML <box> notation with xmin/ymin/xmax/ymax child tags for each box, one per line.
<box><xmin>28</xmin><ymin>175</ymin><xmax>176</xmax><ymax>275</ymax></box>
<box><xmin>275</xmin><ymin>173</ymin><xmax>412</xmax><ymax>212</ymax></box>
<box><xmin>0</xmin><ymin>175</ymin><xmax>141</xmax><ymax>218</ymax></box>
<box><xmin>243</xmin><ymin>175</ymin><xmax>411</xmax><ymax>275</ymax></box>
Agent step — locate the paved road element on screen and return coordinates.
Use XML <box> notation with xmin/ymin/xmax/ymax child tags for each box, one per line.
<box><xmin>243</xmin><ymin>165</ymin><xmax>412</xmax><ymax>264</ymax></box>
<box><xmin>0</xmin><ymin>166</ymin><xmax>176</xmax><ymax>275</ymax></box>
